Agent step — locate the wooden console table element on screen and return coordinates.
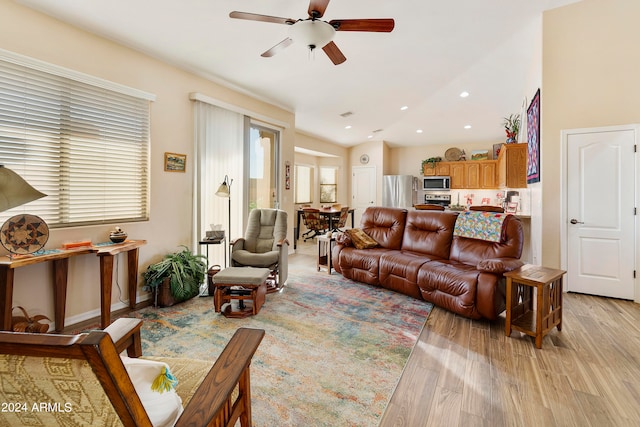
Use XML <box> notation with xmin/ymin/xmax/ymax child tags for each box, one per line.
<box><xmin>0</xmin><ymin>240</ymin><xmax>146</xmax><ymax>332</ymax></box>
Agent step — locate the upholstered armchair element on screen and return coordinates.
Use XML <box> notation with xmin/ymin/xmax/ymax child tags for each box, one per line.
<box><xmin>231</xmin><ymin>208</ymin><xmax>289</xmax><ymax>290</ymax></box>
<box><xmin>0</xmin><ymin>318</ymin><xmax>264</xmax><ymax>427</ymax></box>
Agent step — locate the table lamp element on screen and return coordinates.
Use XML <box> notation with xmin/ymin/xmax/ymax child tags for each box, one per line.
<box><xmin>0</xmin><ymin>165</ymin><xmax>48</xmax><ymax>257</ymax></box>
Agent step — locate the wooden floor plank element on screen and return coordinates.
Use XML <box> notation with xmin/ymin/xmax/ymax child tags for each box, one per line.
<box><xmin>380</xmin><ymin>292</ymin><xmax>640</xmax><ymax>427</ymax></box>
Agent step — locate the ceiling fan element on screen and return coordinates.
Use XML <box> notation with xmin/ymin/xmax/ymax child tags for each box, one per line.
<box><xmin>229</xmin><ymin>0</ymin><xmax>395</xmax><ymax>65</ymax></box>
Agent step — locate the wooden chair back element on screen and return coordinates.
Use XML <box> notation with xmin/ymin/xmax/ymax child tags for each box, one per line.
<box><xmin>336</xmin><ymin>206</ymin><xmax>350</xmax><ymax>229</ymax></box>
<box><xmin>469</xmin><ymin>205</ymin><xmax>505</xmax><ymax>213</ymax></box>
<box><xmin>0</xmin><ymin>318</ymin><xmax>264</xmax><ymax>427</ymax></box>
<box><xmin>414</xmin><ymin>204</ymin><xmax>445</xmax><ymax>211</ymax></box>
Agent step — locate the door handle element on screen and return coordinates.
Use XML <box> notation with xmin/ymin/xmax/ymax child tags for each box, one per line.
<box><xmin>570</xmin><ymin>218</ymin><xmax>584</xmax><ymax>224</ymax></box>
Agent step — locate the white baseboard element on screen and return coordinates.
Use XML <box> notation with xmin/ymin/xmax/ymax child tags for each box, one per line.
<box><xmin>55</xmin><ymin>293</ymin><xmax>152</xmax><ymax>330</ymax></box>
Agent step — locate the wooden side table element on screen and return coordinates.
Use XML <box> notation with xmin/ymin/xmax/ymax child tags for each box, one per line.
<box><xmin>317</xmin><ymin>235</ymin><xmax>335</xmax><ymax>274</ymax></box>
<box><xmin>504</xmin><ymin>264</ymin><xmax>566</xmax><ymax>349</ymax></box>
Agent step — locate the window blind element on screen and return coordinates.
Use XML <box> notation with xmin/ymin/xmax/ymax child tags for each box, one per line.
<box><xmin>0</xmin><ymin>56</ymin><xmax>151</xmax><ymax>228</ymax></box>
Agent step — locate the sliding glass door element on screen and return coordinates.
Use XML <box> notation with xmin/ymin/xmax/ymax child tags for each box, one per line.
<box><xmin>248</xmin><ymin>124</ymin><xmax>279</xmax><ymax>210</ymax></box>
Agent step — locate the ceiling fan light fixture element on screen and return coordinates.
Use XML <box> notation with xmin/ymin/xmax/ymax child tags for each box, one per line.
<box><xmin>289</xmin><ymin>19</ymin><xmax>335</xmax><ymax>51</ymax></box>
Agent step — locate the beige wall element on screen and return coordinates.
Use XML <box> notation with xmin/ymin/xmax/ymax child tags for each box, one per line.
<box><xmin>542</xmin><ymin>0</ymin><xmax>640</xmax><ymax>267</ymax></box>
<box><xmin>0</xmin><ymin>0</ymin><xmax>294</xmax><ymax>326</ymax></box>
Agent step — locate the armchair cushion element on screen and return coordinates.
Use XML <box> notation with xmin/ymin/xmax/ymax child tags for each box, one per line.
<box><xmin>232</xmin><ymin>249</ymin><xmax>280</xmax><ymax>268</ymax></box>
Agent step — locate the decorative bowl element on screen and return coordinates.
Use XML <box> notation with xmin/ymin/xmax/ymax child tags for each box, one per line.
<box><xmin>109</xmin><ymin>233</ymin><xmax>128</xmax><ymax>243</ymax></box>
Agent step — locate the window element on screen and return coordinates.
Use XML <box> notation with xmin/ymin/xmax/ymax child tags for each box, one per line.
<box><xmin>0</xmin><ymin>53</ymin><xmax>153</xmax><ymax>228</ymax></box>
<box><xmin>319</xmin><ymin>167</ymin><xmax>337</xmax><ymax>203</ymax></box>
<box><xmin>294</xmin><ymin>165</ymin><xmax>312</xmax><ymax>204</ymax></box>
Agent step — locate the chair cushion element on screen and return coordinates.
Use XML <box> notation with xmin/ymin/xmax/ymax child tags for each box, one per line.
<box><xmin>232</xmin><ymin>249</ymin><xmax>279</xmax><ymax>268</ymax></box>
<box><xmin>121</xmin><ymin>356</ymin><xmax>183</xmax><ymax>427</ymax></box>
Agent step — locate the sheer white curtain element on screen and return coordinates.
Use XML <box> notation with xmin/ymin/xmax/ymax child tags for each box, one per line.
<box><xmin>193</xmin><ymin>101</ymin><xmax>245</xmax><ymax>258</ymax></box>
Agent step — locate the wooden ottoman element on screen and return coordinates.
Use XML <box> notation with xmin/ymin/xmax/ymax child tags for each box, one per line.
<box><xmin>212</xmin><ymin>267</ymin><xmax>270</xmax><ymax>318</ymax></box>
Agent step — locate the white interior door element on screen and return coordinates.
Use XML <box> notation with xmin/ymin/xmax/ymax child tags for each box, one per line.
<box><xmin>352</xmin><ymin>166</ymin><xmax>376</xmax><ymax>227</ymax></box>
<box><xmin>566</xmin><ymin>127</ymin><xmax>636</xmax><ymax>299</ymax></box>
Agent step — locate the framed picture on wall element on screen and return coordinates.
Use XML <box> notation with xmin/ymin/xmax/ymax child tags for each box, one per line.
<box><xmin>526</xmin><ymin>89</ymin><xmax>541</xmax><ymax>183</ymax></box>
<box><xmin>164</xmin><ymin>152</ymin><xmax>186</xmax><ymax>172</ymax></box>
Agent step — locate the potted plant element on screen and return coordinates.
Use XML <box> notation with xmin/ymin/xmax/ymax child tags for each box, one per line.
<box><xmin>502</xmin><ymin>113</ymin><xmax>520</xmax><ymax>143</ymax></box>
<box><xmin>421</xmin><ymin>157</ymin><xmax>442</xmax><ymax>174</ymax></box>
<box><xmin>143</xmin><ymin>246</ymin><xmax>207</xmax><ymax>307</ymax></box>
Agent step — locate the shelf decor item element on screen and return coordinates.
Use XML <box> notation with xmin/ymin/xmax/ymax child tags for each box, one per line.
<box><xmin>421</xmin><ymin>157</ymin><xmax>442</xmax><ymax>174</ymax></box>
<box><xmin>502</xmin><ymin>113</ymin><xmax>520</xmax><ymax>143</ymax></box>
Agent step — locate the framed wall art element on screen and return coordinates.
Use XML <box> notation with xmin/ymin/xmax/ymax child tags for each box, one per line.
<box><xmin>164</xmin><ymin>152</ymin><xmax>186</xmax><ymax>172</ymax></box>
<box><xmin>526</xmin><ymin>89</ymin><xmax>541</xmax><ymax>183</ymax></box>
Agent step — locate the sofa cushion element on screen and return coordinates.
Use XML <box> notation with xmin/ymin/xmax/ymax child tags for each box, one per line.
<box><xmin>336</xmin><ymin>247</ymin><xmax>390</xmax><ymax>285</ymax></box>
<box><xmin>345</xmin><ymin>228</ymin><xmax>379</xmax><ymax>249</ymax></box>
<box><xmin>450</xmin><ymin>215</ymin><xmax>523</xmax><ymax>266</ymax></box>
<box><xmin>402</xmin><ymin>211</ymin><xmax>458</xmax><ymax>259</ymax></box>
<box><xmin>360</xmin><ymin>207</ymin><xmax>407</xmax><ymax>250</ymax></box>
<box><xmin>416</xmin><ymin>260</ymin><xmax>481</xmax><ymax>319</ymax></box>
<box><xmin>379</xmin><ymin>250</ymin><xmax>438</xmax><ymax>299</ymax></box>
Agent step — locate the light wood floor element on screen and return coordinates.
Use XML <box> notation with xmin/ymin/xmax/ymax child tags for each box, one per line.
<box><xmin>292</xmin><ymin>240</ymin><xmax>640</xmax><ymax>427</ymax></box>
<box><xmin>379</xmin><ymin>288</ymin><xmax>640</xmax><ymax>427</ymax></box>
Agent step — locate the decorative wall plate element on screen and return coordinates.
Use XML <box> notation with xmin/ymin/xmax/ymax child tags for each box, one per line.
<box><xmin>359</xmin><ymin>154</ymin><xmax>370</xmax><ymax>164</ymax></box>
<box><xmin>0</xmin><ymin>214</ymin><xmax>49</xmax><ymax>255</ymax></box>
<box><xmin>445</xmin><ymin>147</ymin><xmax>462</xmax><ymax>161</ymax></box>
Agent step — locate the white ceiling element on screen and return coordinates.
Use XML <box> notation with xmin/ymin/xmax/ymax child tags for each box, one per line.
<box><xmin>13</xmin><ymin>0</ymin><xmax>580</xmax><ymax>148</ymax></box>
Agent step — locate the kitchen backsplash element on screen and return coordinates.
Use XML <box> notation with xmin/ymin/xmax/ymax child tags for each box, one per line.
<box><xmin>448</xmin><ymin>188</ymin><xmax>531</xmax><ymax>215</ymax></box>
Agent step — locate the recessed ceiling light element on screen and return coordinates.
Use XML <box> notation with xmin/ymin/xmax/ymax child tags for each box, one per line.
<box><xmin>416</xmin><ymin>129</ymin><xmax>423</xmax><ymax>133</ymax></box>
<box><xmin>460</xmin><ymin>91</ymin><xmax>470</xmax><ymax>98</ymax></box>
<box><xmin>345</xmin><ymin>125</ymin><xmax>352</xmax><ymax>129</ymax></box>
<box><xmin>400</xmin><ymin>106</ymin><xmax>409</xmax><ymax>111</ymax></box>
<box><xmin>464</xmin><ymin>125</ymin><xmax>472</xmax><ymax>129</ymax></box>
<box><xmin>367</xmin><ymin>135</ymin><xmax>373</xmax><ymax>139</ymax></box>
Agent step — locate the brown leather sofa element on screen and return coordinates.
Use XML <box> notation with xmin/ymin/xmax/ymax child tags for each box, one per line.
<box><xmin>332</xmin><ymin>207</ymin><xmax>524</xmax><ymax>320</ymax></box>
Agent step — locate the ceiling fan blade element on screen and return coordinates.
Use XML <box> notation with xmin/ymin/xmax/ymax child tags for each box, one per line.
<box><xmin>261</xmin><ymin>38</ymin><xmax>294</xmax><ymax>58</ymax></box>
<box><xmin>308</xmin><ymin>0</ymin><xmax>330</xmax><ymax>19</ymax></box>
<box><xmin>322</xmin><ymin>41</ymin><xmax>346</xmax><ymax>65</ymax></box>
<box><xmin>229</xmin><ymin>11</ymin><xmax>296</xmax><ymax>25</ymax></box>
<box><xmin>329</xmin><ymin>18</ymin><xmax>395</xmax><ymax>32</ymax></box>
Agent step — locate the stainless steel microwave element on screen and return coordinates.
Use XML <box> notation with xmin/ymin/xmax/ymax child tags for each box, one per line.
<box><xmin>423</xmin><ymin>176</ymin><xmax>451</xmax><ymax>190</ymax></box>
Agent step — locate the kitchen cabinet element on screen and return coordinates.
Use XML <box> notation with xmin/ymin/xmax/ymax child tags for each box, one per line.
<box><xmin>428</xmin><ymin>160</ymin><xmax>495</xmax><ymax>189</ymax></box>
<box><xmin>466</xmin><ymin>161</ymin><xmax>497</xmax><ymax>189</ymax></box>
<box><xmin>422</xmin><ymin>150</ymin><xmax>520</xmax><ymax>189</ymax></box>
<box><xmin>422</xmin><ymin>162</ymin><xmax>450</xmax><ymax>176</ymax></box>
<box><xmin>449</xmin><ymin>162</ymin><xmax>466</xmax><ymax>188</ymax></box>
<box><xmin>497</xmin><ymin>143</ymin><xmax>528</xmax><ymax>188</ymax></box>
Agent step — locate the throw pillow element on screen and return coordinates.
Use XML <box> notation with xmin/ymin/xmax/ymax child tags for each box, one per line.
<box><xmin>121</xmin><ymin>356</ymin><xmax>183</xmax><ymax>427</ymax></box>
<box><xmin>346</xmin><ymin>228</ymin><xmax>379</xmax><ymax>250</ymax></box>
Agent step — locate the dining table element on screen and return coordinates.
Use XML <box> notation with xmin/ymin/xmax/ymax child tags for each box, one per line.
<box><xmin>295</xmin><ymin>207</ymin><xmax>354</xmax><ymax>249</ymax></box>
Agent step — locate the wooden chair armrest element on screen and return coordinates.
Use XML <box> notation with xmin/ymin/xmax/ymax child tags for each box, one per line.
<box><xmin>175</xmin><ymin>327</ymin><xmax>265</xmax><ymax>427</ymax></box>
<box><xmin>277</xmin><ymin>238</ymin><xmax>290</xmax><ymax>247</ymax></box>
<box><xmin>104</xmin><ymin>318</ymin><xmax>143</xmax><ymax>357</ymax></box>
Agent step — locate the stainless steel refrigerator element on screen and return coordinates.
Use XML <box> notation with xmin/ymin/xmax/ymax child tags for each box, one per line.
<box><xmin>382</xmin><ymin>175</ymin><xmax>418</xmax><ymax>208</ymax></box>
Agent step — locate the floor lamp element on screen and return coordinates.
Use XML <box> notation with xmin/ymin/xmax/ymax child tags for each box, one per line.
<box><xmin>215</xmin><ymin>175</ymin><xmax>232</xmax><ymax>266</ymax></box>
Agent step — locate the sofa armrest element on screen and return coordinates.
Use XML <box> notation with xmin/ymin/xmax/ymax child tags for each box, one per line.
<box><xmin>104</xmin><ymin>318</ymin><xmax>143</xmax><ymax>357</ymax></box>
<box><xmin>476</xmin><ymin>258</ymin><xmax>524</xmax><ymax>274</ymax></box>
<box><xmin>175</xmin><ymin>327</ymin><xmax>265</xmax><ymax>427</ymax></box>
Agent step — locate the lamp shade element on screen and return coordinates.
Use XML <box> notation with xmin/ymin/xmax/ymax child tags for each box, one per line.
<box><xmin>215</xmin><ymin>175</ymin><xmax>231</xmax><ymax>198</ymax></box>
<box><xmin>289</xmin><ymin>20</ymin><xmax>335</xmax><ymax>50</ymax></box>
<box><xmin>0</xmin><ymin>166</ymin><xmax>46</xmax><ymax>212</ymax></box>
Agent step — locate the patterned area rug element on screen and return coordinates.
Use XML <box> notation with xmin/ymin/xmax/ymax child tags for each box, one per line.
<box><xmin>128</xmin><ymin>270</ymin><xmax>433</xmax><ymax>426</ymax></box>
